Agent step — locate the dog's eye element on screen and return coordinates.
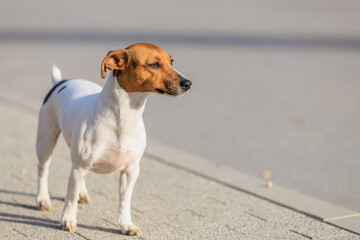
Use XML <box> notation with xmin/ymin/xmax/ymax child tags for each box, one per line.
<box><xmin>171</xmin><ymin>59</ymin><xmax>174</xmax><ymax>65</ymax></box>
<box><xmin>148</xmin><ymin>62</ymin><xmax>162</xmax><ymax>69</ymax></box>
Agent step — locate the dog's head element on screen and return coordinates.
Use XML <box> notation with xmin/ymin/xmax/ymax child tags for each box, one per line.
<box><xmin>101</xmin><ymin>43</ymin><xmax>191</xmax><ymax>96</ymax></box>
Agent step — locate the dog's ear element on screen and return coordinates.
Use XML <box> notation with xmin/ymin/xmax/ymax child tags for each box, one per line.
<box><xmin>101</xmin><ymin>49</ymin><xmax>129</xmax><ymax>79</ymax></box>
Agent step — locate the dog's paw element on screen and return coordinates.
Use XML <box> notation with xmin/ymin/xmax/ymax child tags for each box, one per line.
<box><xmin>61</xmin><ymin>213</ymin><xmax>77</xmax><ymax>233</ymax></box>
<box><xmin>78</xmin><ymin>193</ymin><xmax>91</xmax><ymax>204</ymax></box>
<box><xmin>36</xmin><ymin>196</ymin><xmax>52</xmax><ymax>211</ymax></box>
<box><xmin>122</xmin><ymin>225</ymin><xmax>141</xmax><ymax>236</ymax></box>
<box><xmin>119</xmin><ymin>224</ymin><xmax>141</xmax><ymax>236</ymax></box>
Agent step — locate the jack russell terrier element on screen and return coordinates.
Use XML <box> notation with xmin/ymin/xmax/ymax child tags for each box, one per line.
<box><xmin>35</xmin><ymin>43</ymin><xmax>191</xmax><ymax>236</ymax></box>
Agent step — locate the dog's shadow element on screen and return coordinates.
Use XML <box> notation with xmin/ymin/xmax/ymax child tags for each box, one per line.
<box><xmin>0</xmin><ymin>189</ymin><xmax>64</xmax><ymax>211</ymax></box>
<box><xmin>0</xmin><ymin>212</ymin><xmax>121</xmax><ymax>235</ymax></box>
<box><xmin>0</xmin><ymin>188</ymin><xmax>122</xmax><ymax>235</ymax></box>
<box><xmin>0</xmin><ymin>189</ymin><xmax>65</xmax><ymax>202</ymax></box>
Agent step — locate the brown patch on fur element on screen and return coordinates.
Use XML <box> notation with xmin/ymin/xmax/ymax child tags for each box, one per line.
<box><xmin>101</xmin><ymin>50</ymin><xmax>129</xmax><ymax>79</ymax></box>
<box><xmin>101</xmin><ymin>43</ymin><xmax>184</xmax><ymax>95</ymax></box>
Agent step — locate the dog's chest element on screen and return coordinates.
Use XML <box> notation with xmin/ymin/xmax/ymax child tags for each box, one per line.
<box><xmin>91</xmin><ymin>138</ymin><xmax>143</xmax><ymax>174</ymax></box>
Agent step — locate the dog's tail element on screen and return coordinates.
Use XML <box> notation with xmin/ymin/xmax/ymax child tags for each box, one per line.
<box><xmin>51</xmin><ymin>65</ymin><xmax>62</xmax><ymax>85</ymax></box>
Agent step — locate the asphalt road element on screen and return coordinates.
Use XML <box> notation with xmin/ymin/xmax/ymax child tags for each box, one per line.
<box><xmin>1</xmin><ymin>0</ymin><xmax>359</xmax><ymax>212</ymax></box>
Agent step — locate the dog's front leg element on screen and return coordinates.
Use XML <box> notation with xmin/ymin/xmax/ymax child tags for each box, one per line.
<box><xmin>117</xmin><ymin>163</ymin><xmax>141</xmax><ymax>236</ymax></box>
<box><xmin>61</xmin><ymin>167</ymin><xmax>88</xmax><ymax>232</ymax></box>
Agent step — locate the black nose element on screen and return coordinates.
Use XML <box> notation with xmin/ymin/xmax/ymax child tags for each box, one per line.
<box><xmin>180</xmin><ymin>79</ymin><xmax>192</xmax><ymax>91</ymax></box>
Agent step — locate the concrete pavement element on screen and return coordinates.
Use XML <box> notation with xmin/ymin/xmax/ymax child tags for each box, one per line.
<box><xmin>0</xmin><ymin>91</ymin><xmax>358</xmax><ymax>239</ymax></box>
<box><xmin>1</xmin><ymin>1</ymin><xmax>360</xmax><ymax>238</ymax></box>
<box><xmin>0</xmin><ymin>0</ymin><xmax>360</xmax><ymax>212</ymax></box>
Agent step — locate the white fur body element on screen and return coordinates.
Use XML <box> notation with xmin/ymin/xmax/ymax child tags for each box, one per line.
<box><xmin>36</xmin><ymin>66</ymin><xmax>149</xmax><ymax>234</ymax></box>
<box><xmin>40</xmin><ymin>77</ymin><xmax>148</xmax><ymax>174</ymax></box>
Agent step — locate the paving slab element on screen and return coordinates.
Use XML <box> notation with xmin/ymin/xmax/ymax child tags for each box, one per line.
<box><xmin>0</xmin><ymin>98</ymin><xmax>358</xmax><ymax>239</ymax></box>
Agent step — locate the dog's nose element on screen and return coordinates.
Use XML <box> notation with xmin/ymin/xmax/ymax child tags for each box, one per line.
<box><xmin>180</xmin><ymin>79</ymin><xmax>192</xmax><ymax>91</ymax></box>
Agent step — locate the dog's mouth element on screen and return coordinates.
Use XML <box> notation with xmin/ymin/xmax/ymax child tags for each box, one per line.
<box><xmin>155</xmin><ymin>88</ymin><xmax>186</xmax><ymax>96</ymax></box>
<box><xmin>155</xmin><ymin>88</ymin><xmax>166</xmax><ymax>94</ymax></box>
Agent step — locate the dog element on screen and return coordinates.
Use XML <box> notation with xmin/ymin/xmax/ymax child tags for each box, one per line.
<box><xmin>35</xmin><ymin>43</ymin><xmax>191</xmax><ymax>236</ymax></box>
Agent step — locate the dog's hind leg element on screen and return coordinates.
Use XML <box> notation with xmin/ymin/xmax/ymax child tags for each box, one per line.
<box><xmin>78</xmin><ymin>178</ymin><xmax>91</xmax><ymax>204</ymax></box>
<box><xmin>35</xmin><ymin>109</ymin><xmax>60</xmax><ymax>211</ymax></box>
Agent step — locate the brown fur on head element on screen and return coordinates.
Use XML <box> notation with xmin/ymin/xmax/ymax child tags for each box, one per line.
<box><xmin>101</xmin><ymin>43</ymin><xmax>190</xmax><ymax>96</ymax></box>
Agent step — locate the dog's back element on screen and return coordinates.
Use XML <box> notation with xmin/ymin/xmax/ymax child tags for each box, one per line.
<box><xmin>43</xmin><ymin>65</ymin><xmax>102</xmax><ymax>107</ymax></box>
<box><xmin>38</xmin><ymin>66</ymin><xmax>102</xmax><ymax>151</ymax></box>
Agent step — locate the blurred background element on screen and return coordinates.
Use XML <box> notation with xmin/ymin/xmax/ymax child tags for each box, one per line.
<box><xmin>0</xmin><ymin>0</ymin><xmax>359</xmax><ymax>212</ymax></box>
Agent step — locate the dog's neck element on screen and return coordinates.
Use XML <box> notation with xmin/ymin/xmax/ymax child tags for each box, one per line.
<box><xmin>96</xmin><ymin>71</ymin><xmax>150</xmax><ymax>133</ymax></box>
